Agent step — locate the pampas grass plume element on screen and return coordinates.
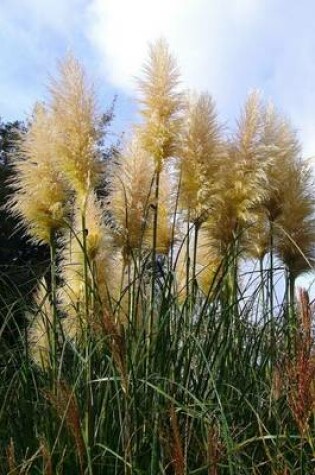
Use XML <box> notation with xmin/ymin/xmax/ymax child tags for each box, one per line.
<box><xmin>178</xmin><ymin>91</ymin><xmax>222</xmax><ymax>224</ymax></box>
<box><xmin>274</xmin><ymin>160</ymin><xmax>315</xmax><ymax>277</ymax></box>
<box><xmin>27</xmin><ymin>279</ymin><xmax>53</xmax><ymax>371</ymax></box>
<box><xmin>109</xmin><ymin>135</ymin><xmax>155</xmax><ymax>257</ymax></box>
<box><xmin>50</xmin><ymin>54</ymin><xmax>103</xmax><ymax>202</ymax></box>
<box><xmin>205</xmin><ymin>92</ymin><xmax>266</xmax><ymax>254</ymax></box>
<box><xmin>8</xmin><ymin>103</ymin><xmax>68</xmax><ymax>245</ymax></box>
<box><xmin>138</xmin><ymin>39</ymin><xmax>182</xmax><ymax>170</ymax></box>
<box><xmin>60</xmin><ymin>192</ymin><xmax>111</xmax><ymax>340</ymax></box>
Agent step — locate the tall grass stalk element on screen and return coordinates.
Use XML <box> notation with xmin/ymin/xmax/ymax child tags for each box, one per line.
<box><xmin>81</xmin><ymin>209</ymin><xmax>94</xmax><ymax>474</ymax></box>
<box><xmin>192</xmin><ymin>222</ymin><xmax>200</xmax><ymax>299</ymax></box>
<box><xmin>269</xmin><ymin>219</ymin><xmax>275</xmax><ymax>351</ymax></box>
<box><xmin>49</xmin><ymin>230</ymin><xmax>58</xmax><ymax>386</ymax></box>
<box><xmin>150</xmin><ymin>169</ymin><xmax>160</xmax><ymax>342</ymax></box>
<box><xmin>259</xmin><ymin>255</ymin><xmax>266</xmax><ymax>322</ymax></box>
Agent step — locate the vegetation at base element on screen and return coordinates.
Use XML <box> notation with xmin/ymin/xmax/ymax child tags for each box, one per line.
<box><xmin>1</xmin><ymin>42</ymin><xmax>315</xmax><ymax>474</ymax></box>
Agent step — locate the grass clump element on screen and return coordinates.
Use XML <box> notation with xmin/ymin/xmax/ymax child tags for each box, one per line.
<box><xmin>1</xmin><ymin>41</ymin><xmax>315</xmax><ymax>474</ymax></box>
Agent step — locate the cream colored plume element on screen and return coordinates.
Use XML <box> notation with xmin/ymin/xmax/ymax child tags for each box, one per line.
<box><xmin>246</xmin><ymin>210</ymin><xmax>270</xmax><ymax>260</ymax></box>
<box><xmin>109</xmin><ymin>135</ymin><xmax>155</xmax><ymax>257</ymax></box>
<box><xmin>260</xmin><ymin>103</ymin><xmax>302</xmax><ymax>221</ymax></box>
<box><xmin>206</xmin><ymin>92</ymin><xmax>267</xmax><ymax>255</ymax></box>
<box><xmin>27</xmin><ymin>280</ymin><xmax>53</xmax><ymax>371</ymax></box>
<box><xmin>97</xmin><ymin>249</ymin><xmax>131</xmax><ymax>324</ymax></box>
<box><xmin>274</xmin><ymin>159</ymin><xmax>315</xmax><ymax>277</ymax></box>
<box><xmin>138</xmin><ymin>38</ymin><xmax>182</xmax><ymax>170</ymax></box>
<box><xmin>8</xmin><ymin>103</ymin><xmax>68</xmax><ymax>245</ymax></box>
<box><xmin>60</xmin><ymin>192</ymin><xmax>112</xmax><ymax>340</ymax></box>
<box><xmin>268</xmin><ymin>118</ymin><xmax>315</xmax><ymax>277</ymax></box>
<box><xmin>50</xmin><ymin>54</ymin><xmax>103</xmax><ymax>202</ymax></box>
<box><xmin>110</xmin><ymin>133</ymin><xmax>176</xmax><ymax>257</ymax></box>
<box><xmin>245</xmin><ymin>102</ymin><xmax>302</xmax><ymax>260</ymax></box>
<box><xmin>178</xmin><ymin>92</ymin><xmax>223</xmax><ymax>225</ymax></box>
<box><xmin>245</xmin><ymin>101</ymin><xmax>315</xmax><ymax>275</ymax></box>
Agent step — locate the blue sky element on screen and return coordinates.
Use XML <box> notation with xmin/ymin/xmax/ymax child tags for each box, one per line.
<box><xmin>1</xmin><ymin>0</ymin><xmax>315</xmax><ymax>158</ymax></box>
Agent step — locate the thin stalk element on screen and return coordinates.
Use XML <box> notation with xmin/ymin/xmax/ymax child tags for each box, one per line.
<box><xmin>148</xmin><ymin>170</ymin><xmax>160</xmax><ymax>474</ymax></box>
<box><xmin>186</xmin><ymin>217</ymin><xmax>191</xmax><ymax>303</ymax></box>
<box><xmin>169</xmin><ymin>168</ymin><xmax>182</xmax><ymax>272</ymax></box>
<box><xmin>288</xmin><ymin>270</ymin><xmax>296</xmax><ymax>351</ymax></box>
<box><xmin>117</xmin><ymin>258</ymin><xmax>127</xmax><ymax>324</ymax></box>
<box><xmin>150</xmin><ymin>409</ymin><xmax>159</xmax><ymax>475</ymax></box>
<box><xmin>259</xmin><ymin>255</ymin><xmax>265</xmax><ymax>324</ymax></box>
<box><xmin>283</xmin><ymin>265</ymin><xmax>290</xmax><ymax>351</ymax></box>
<box><xmin>127</xmin><ymin>257</ymin><xmax>133</xmax><ymax>323</ymax></box>
<box><xmin>232</xmin><ymin>235</ymin><xmax>239</xmax><ymax>326</ymax></box>
<box><xmin>123</xmin><ymin>389</ymin><xmax>132</xmax><ymax>475</ymax></box>
<box><xmin>288</xmin><ymin>272</ymin><xmax>296</xmax><ymax>316</ymax></box>
<box><xmin>269</xmin><ymin>219</ymin><xmax>275</xmax><ymax>348</ymax></box>
<box><xmin>49</xmin><ymin>231</ymin><xmax>58</xmax><ymax>386</ymax></box>
<box><xmin>149</xmin><ymin>169</ymin><xmax>160</xmax><ymax>366</ymax></box>
<box><xmin>228</xmin><ymin>228</ymin><xmax>240</xmax><ymax>337</ymax></box>
<box><xmin>192</xmin><ymin>221</ymin><xmax>200</xmax><ymax>300</ymax></box>
<box><xmin>81</xmin><ymin>211</ymin><xmax>94</xmax><ymax>474</ymax></box>
<box><xmin>131</xmin><ymin>253</ymin><xmax>139</xmax><ymax>331</ymax></box>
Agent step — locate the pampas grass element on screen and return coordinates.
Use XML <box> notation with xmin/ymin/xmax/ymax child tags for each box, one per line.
<box><xmin>2</xmin><ymin>42</ymin><xmax>315</xmax><ymax>475</ymax></box>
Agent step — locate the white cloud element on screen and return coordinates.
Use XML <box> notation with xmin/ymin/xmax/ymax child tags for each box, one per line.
<box><xmin>86</xmin><ymin>0</ymin><xmax>315</xmax><ymax>156</ymax></box>
<box><xmin>86</xmin><ymin>0</ymin><xmax>263</xmax><ymax>95</ymax></box>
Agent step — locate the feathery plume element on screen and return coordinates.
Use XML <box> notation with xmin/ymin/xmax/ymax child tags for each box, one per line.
<box><xmin>5</xmin><ymin>438</ymin><xmax>17</xmax><ymax>475</ymax></box>
<box><xmin>50</xmin><ymin>53</ymin><xmax>103</xmax><ymax>202</ymax></box>
<box><xmin>46</xmin><ymin>381</ymin><xmax>85</xmax><ymax>472</ymax></box>
<box><xmin>246</xmin><ymin>103</ymin><xmax>305</xmax><ymax>263</ymax></box>
<box><xmin>258</xmin><ymin>102</ymin><xmax>315</xmax><ymax>275</ymax></box>
<box><xmin>108</xmin><ymin>135</ymin><xmax>155</xmax><ymax>258</ymax></box>
<box><xmin>259</xmin><ymin>103</ymin><xmax>315</xmax><ymax>276</ymax></box>
<box><xmin>178</xmin><ymin>92</ymin><xmax>223</xmax><ymax>225</ymax></box>
<box><xmin>274</xmin><ymin>159</ymin><xmax>315</xmax><ymax>277</ymax></box>
<box><xmin>260</xmin><ymin>104</ymin><xmax>302</xmax><ymax>222</ymax></box>
<box><xmin>60</xmin><ymin>192</ymin><xmax>112</xmax><ymax>340</ymax></box>
<box><xmin>96</xmin><ymin>248</ymin><xmax>130</xmax><ymax>323</ymax></box>
<box><xmin>109</xmin><ymin>134</ymin><xmax>175</xmax><ymax>257</ymax></box>
<box><xmin>8</xmin><ymin>103</ymin><xmax>68</xmax><ymax>245</ymax></box>
<box><xmin>195</xmin><ymin>228</ymin><xmax>222</xmax><ymax>296</ymax></box>
<box><xmin>138</xmin><ymin>38</ymin><xmax>182</xmax><ymax>170</ymax></box>
<box><xmin>169</xmin><ymin>405</ymin><xmax>185</xmax><ymax>475</ymax></box>
<box><xmin>230</xmin><ymin>90</ymin><xmax>267</xmax><ymax>216</ymax></box>
<box><xmin>246</xmin><ymin>210</ymin><xmax>270</xmax><ymax>260</ymax></box>
<box><xmin>207</xmin><ymin>422</ymin><xmax>224</xmax><ymax>475</ymax></box>
<box><xmin>27</xmin><ymin>279</ymin><xmax>53</xmax><ymax>371</ymax></box>
<box><xmin>175</xmin><ymin>226</ymin><xmax>221</xmax><ymax>299</ymax></box>
<box><xmin>206</xmin><ymin>91</ymin><xmax>267</xmax><ymax>255</ymax></box>
<box><xmin>285</xmin><ymin>289</ymin><xmax>315</xmax><ymax>435</ymax></box>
